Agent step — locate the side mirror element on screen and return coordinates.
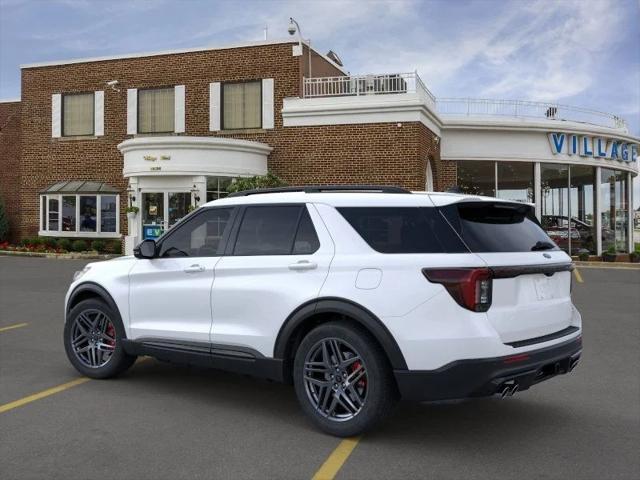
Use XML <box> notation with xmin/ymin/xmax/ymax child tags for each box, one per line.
<box><xmin>134</xmin><ymin>239</ymin><xmax>157</xmax><ymax>259</ymax></box>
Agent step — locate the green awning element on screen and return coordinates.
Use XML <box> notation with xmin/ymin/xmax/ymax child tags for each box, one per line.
<box><xmin>40</xmin><ymin>181</ymin><xmax>120</xmax><ymax>194</ymax></box>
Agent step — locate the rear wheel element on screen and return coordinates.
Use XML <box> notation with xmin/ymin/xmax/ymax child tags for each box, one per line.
<box><xmin>64</xmin><ymin>299</ymin><xmax>136</xmax><ymax>379</ymax></box>
<box><xmin>293</xmin><ymin>322</ymin><xmax>397</xmax><ymax>437</ymax></box>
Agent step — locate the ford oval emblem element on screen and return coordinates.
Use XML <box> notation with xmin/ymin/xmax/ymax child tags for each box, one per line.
<box><xmin>543</xmin><ymin>253</ymin><xmax>552</xmax><ymax>259</ymax></box>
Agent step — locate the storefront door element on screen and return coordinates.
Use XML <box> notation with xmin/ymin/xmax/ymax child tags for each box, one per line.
<box><xmin>141</xmin><ymin>191</ymin><xmax>191</xmax><ymax>240</ymax></box>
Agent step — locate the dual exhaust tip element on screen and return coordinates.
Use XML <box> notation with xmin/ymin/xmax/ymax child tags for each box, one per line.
<box><xmin>500</xmin><ymin>381</ymin><xmax>519</xmax><ymax>398</ymax></box>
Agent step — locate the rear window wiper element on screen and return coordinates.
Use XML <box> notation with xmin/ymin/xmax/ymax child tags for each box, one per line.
<box><xmin>531</xmin><ymin>241</ymin><xmax>555</xmax><ymax>251</ymax></box>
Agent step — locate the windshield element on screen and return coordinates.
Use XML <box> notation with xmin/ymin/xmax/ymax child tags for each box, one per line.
<box><xmin>440</xmin><ymin>202</ymin><xmax>559</xmax><ymax>253</ymax></box>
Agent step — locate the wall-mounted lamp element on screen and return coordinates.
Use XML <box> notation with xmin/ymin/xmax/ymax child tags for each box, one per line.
<box><xmin>191</xmin><ymin>185</ymin><xmax>201</xmax><ymax>204</ymax></box>
<box><xmin>126</xmin><ymin>187</ymin><xmax>136</xmax><ymax>204</ymax></box>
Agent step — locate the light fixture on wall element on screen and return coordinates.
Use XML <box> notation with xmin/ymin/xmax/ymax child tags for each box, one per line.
<box><xmin>106</xmin><ymin>80</ymin><xmax>120</xmax><ymax>93</ymax></box>
<box><xmin>191</xmin><ymin>185</ymin><xmax>201</xmax><ymax>204</ymax></box>
<box><xmin>288</xmin><ymin>17</ymin><xmax>312</xmax><ymax>79</ymax></box>
<box><xmin>126</xmin><ymin>187</ymin><xmax>136</xmax><ymax>204</ymax></box>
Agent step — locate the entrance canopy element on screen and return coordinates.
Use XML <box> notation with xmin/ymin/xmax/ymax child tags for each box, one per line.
<box><xmin>40</xmin><ymin>180</ymin><xmax>119</xmax><ymax>194</ymax></box>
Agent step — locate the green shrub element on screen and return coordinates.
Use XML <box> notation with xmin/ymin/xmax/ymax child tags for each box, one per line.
<box><xmin>58</xmin><ymin>238</ymin><xmax>72</xmax><ymax>251</ymax></box>
<box><xmin>578</xmin><ymin>251</ymin><xmax>589</xmax><ymax>261</ymax></box>
<box><xmin>41</xmin><ymin>237</ymin><xmax>57</xmax><ymax>249</ymax></box>
<box><xmin>19</xmin><ymin>237</ymin><xmax>34</xmax><ymax>247</ymax></box>
<box><xmin>104</xmin><ymin>240</ymin><xmax>122</xmax><ymax>254</ymax></box>
<box><xmin>91</xmin><ymin>240</ymin><xmax>106</xmax><ymax>252</ymax></box>
<box><xmin>0</xmin><ymin>197</ymin><xmax>9</xmax><ymax>242</ymax></box>
<box><xmin>226</xmin><ymin>173</ymin><xmax>287</xmax><ymax>194</ymax></box>
<box><xmin>71</xmin><ymin>239</ymin><xmax>88</xmax><ymax>252</ymax></box>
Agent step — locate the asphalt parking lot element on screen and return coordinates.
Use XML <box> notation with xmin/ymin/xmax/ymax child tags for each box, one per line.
<box><xmin>1</xmin><ymin>256</ymin><xmax>639</xmax><ymax>480</ymax></box>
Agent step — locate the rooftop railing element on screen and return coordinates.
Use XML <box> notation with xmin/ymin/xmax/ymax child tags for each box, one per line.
<box><xmin>301</xmin><ymin>73</ymin><xmax>627</xmax><ymax>131</ymax></box>
<box><xmin>436</xmin><ymin>98</ymin><xmax>627</xmax><ymax>130</ymax></box>
<box><xmin>303</xmin><ymin>72</ymin><xmax>436</xmax><ymax>104</ymax></box>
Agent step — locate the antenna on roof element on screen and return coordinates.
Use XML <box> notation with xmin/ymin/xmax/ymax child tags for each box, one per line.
<box><xmin>263</xmin><ymin>25</ymin><xmax>268</xmax><ymax>40</ymax></box>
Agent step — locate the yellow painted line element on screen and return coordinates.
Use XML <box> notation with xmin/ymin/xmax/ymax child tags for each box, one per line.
<box><xmin>573</xmin><ymin>268</ymin><xmax>584</xmax><ymax>283</ymax></box>
<box><xmin>0</xmin><ymin>377</ymin><xmax>90</xmax><ymax>414</ymax></box>
<box><xmin>0</xmin><ymin>322</ymin><xmax>28</xmax><ymax>333</ymax></box>
<box><xmin>312</xmin><ymin>437</ymin><xmax>361</xmax><ymax>480</ymax></box>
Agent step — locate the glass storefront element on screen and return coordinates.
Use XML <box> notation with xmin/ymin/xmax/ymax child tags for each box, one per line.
<box><xmin>456</xmin><ymin>160</ymin><xmax>630</xmax><ymax>254</ymax></box>
<box><xmin>601</xmin><ymin>169</ymin><xmax>629</xmax><ymax>253</ymax></box>
<box><xmin>457</xmin><ymin>161</ymin><xmax>495</xmax><ymax>197</ymax></box>
<box><xmin>497</xmin><ymin>162</ymin><xmax>534</xmax><ymax>203</ymax></box>
<box><xmin>540</xmin><ymin>164</ymin><xmax>570</xmax><ymax>253</ymax></box>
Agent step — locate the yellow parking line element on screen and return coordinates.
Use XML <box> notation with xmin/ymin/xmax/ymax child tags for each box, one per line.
<box><xmin>0</xmin><ymin>322</ymin><xmax>28</xmax><ymax>333</ymax></box>
<box><xmin>312</xmin><ymin>437</ymin><xmax>361</xmax><ymax>480</ymax></box>
<box><xmin>0</xmin><ymin>377</ymin><xmax>90</xmax><ymax>414</ymax></box>
<box><xmin>573</xmin><ymin>268</ymin><xmax>584</xmax><ymax>283</ymax></box>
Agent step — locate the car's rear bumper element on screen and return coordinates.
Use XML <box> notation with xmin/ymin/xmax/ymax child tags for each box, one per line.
<box><xmin>394</xmin><ymin>335</ymin><xmax>582</xmax><ymax>401</ymax></box>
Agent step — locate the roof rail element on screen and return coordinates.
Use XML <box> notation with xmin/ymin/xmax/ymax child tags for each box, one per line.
<box><xmin>227</xmin><ymin>185</ymin><xmax>411</xmax><ymax>197</ymax></box>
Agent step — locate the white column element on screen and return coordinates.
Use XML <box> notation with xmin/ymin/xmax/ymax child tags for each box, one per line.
<box><xmin>51</xmin><ymin>94</ymin><xmax>62</xmax><ymax>138</ymax></box>
<box><xmin>595</xmin><ymin>167</ymin><xmax>602</xmax><ymax>256</ymax></box>
<box><xmin>628</xmin><ymin>171</ymin><xmax>633</xmax><ymax>253</ymax></box>
<box><xmin>534</xmin><ymin>162</ymin><xmax>541</xmax><ymax>220</ymax></box>
<box><xmin>126</xmin><ymin>89</ymin><xmax>137</xmax><ymax>135</ymax></box>
<box><xmin>94</xmin><ymin>91</ymin><xmax>104</xmax><ymax>136</ymax></box>
<box><xmin>174</xmin><ymin>85</ymin><xmax>186</xmax><ymax>133</ymax></box>
<box><xmin>209</xmin><ymin>82</ymin><xmax>221</xmax><ymax>131</ymax></box>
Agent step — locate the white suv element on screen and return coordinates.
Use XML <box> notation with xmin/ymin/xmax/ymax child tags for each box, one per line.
<box><xmin>63</xmin><ymin>186</ymin><xmax>582</xmax><ymax>436</ymax></box>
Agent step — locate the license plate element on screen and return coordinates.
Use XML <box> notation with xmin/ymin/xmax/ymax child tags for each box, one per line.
<box><xmin>534</xmin><ymin>276</ymin><xmax>554</xmax><ymax>300</ymax></box>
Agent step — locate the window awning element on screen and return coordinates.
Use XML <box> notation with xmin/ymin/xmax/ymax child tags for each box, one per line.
<box><xmin>40</xmin><ymin>181</ymin><xmax>120</xmax><ymax>194</ymax></box>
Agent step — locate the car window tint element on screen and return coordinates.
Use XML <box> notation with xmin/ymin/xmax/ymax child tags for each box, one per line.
<box><xmin>338</xmin><ymin>207</ymin><xmax>467</xmax><ymax>254</ymax></box>
<box><xmin>159</xmin><ymin>208</ymin><xmax>233</xmax><ymax>257</ymax></box>
<box><xmin>234</xmin><ymin>206</ymin><xmax>302</xmax><ymax>255</ymax></box>
<box><xmin>440</xmin><ymin>202</ymin><xmax>559</xmax><ymax>253</ymax></box>
<box><xmin>293</xmin><ymin>207</ymin><xmax>320</xmax><ymax>255</ymax></box>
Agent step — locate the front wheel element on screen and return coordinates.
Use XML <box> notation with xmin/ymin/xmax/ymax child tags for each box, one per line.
<box><xmin>293</xmin><ymin>322</ymin><xmax>397</xmax><ymax>437</ymax></box>
<box><xmin>64</xmin><ymin>299</ymin><xmax>136</xmax><ymax>379</ymax></box>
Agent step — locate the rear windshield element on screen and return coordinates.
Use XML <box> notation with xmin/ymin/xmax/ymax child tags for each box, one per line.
<box><xmin>338</xmin><ymin>207</ymin><xmax>468</xmax><ymax>254</ymax></box>
<box><xmin>440</xmin><ymin>202</ymin><xmax>559</xmax><ymax>253</ymax></box>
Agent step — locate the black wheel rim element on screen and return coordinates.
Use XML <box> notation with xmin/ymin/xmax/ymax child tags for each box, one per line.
<box><xmin>70</xmin><ymin>309</ymin><xmax>116</xmax><ymax>368</ymax></box>
<box><xmin>303</xmin><ymin>338</ymin><xmax>368</xmax><ymax>422</ymax></box>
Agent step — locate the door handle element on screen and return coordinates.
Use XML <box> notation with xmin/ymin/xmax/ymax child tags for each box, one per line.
<box><xmin>184</xmin><ymin>264</ymin><xmax>205</xmax><ymax>273</ymax></box>
<box><xmin>288</xmin><ymin>260</ymin><xmax>317</xmax><ymax>271</ymax></box>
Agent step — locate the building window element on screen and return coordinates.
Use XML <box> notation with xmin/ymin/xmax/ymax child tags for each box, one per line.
<box><xmin>101</xmin><ymin>195</ymin><xmax>118</xmax><ymax>233</ymax></box>
<box><xmin>40</xmin><ymin>192</ymin><xmax>120</xmax><ymax>237</ymax></box>
<box><xmin>601</xmin><ymin>169</ymin><xmax>629</xmax><ymax>253</ymax></box>
<box><xmin>540</xmin><ymin>163</ymin><xmax>570</xmax><ymax>253</ymax></box>
<box><xmin>456</xmin><ymin>160</ymin><xmax>495</xmax><ymax>197</ymax></box>
<box><xmin>138</xmin><ymin>87</ymin><xmax>175</xmax><ymax>133</ymax></box>
<box><xmin>62</xmin><ymin>196</ymin><xmax>76</xmax><ymax>232</ymax></box>
<box><xmin>62</xmin><ymin>92</ymin><xmax>94</xmax><ymax>136</ymax></box>
<box><xmin>497</xmin><ymin>162</ymin><xmax>534</xmax><ymax>204</ymax></box>
<box><xmin>206</xmin><ymin>176</ymin><xmax>233</xmax><ymax>202</ymax></box>
<box><xmin>570</xmin><ymin>165</ymin><xmax>596</xmax><ymax>254</ymax></box>
<box><xmin>222</xmin><ymin>81</ymin><xmax>261</xmax><ymax>129</ymax></box>
<box><xmin>79</xmin><ymin>196</ymin><xmax>97</xmax><ymax>232</ymax></box>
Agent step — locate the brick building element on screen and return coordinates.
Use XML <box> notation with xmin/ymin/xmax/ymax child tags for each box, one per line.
<box><xmin>0</xmin><ymin>38</ymin><xmax>638</xmax><ymax>254</ymax></box>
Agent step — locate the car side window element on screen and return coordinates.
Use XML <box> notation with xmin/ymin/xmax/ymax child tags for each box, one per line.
<box><xmin>233</xmin><ymin>205</ymin><xmax>301</xmax><ymax>256</ymax></box>
<box><xmin>293</xmin><ymin>207</ymin><xmax>320</xmax><ymax>254</ymax></box>
<box><xmin>159</xmin><ymin>207</ymin><xmax>233</xmax><ymax>258</ymax></box>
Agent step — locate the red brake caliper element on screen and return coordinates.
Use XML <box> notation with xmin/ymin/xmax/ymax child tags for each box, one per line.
<box><xmin>351</xmin><ymin>361</ymin><xmax>366</xmax><ymax>389</ymax></box>
<box><xmin>106</xmin><ymin>323</ymin><xmax>116</xmax><ymax>348</ymax></box>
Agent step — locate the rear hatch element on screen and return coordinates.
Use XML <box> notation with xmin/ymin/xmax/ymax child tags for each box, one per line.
<box><xmin>438</xmin><ymin>199</ymin><xmax>574</xmax><ymax>344</ymax></box>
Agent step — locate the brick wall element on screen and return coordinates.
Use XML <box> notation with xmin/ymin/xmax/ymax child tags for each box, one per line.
<box><xmin>15</xmin><ymin>41</ymin><xmax>443</xmax><ymax>240</ymax></box>
<box><xmin>0</xmin><ymin>101</ymin><xmax>21</xmax><ymax>241</ymax></box>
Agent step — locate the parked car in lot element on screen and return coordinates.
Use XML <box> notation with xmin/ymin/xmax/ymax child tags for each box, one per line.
<box><xmin>63</xmin><ymin>186</ymin><xmax>582</xmax><ymax>436</ymax></box>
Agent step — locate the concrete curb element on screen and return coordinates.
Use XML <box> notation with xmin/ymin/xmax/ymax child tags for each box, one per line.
<box><xmin>0</xmin><ymin>250</ymin><xmax>120</xmax><ymax>260</ymax></box>
<box><xmin>574</xmin><ymin>261</ymin><xmax>640</xmax><ymax>270</ymax></box>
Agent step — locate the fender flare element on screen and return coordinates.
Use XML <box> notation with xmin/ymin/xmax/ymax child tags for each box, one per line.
<box><xmin>274</xmin><ymin>297</ymin><xmax>408</xmax><ymax>370</ymax></box>
<box><xmin>66</xmin><ymin>281</ymin><xmax>120</xmax><ymax>321</ymax></box>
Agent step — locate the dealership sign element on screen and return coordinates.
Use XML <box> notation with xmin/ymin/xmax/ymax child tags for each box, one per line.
<box><xmin>548</xmin><ymin>133</ymin><xmax>638</xmax><ymax>162</ymax></box>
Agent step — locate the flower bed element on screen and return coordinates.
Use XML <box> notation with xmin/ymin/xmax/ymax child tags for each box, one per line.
<box><xmin>0</xmin><ymin>237</ymin><xmax>122</xmax><ymax>255</ymax></box>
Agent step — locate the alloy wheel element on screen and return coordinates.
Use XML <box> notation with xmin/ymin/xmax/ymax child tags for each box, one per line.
<box><xmin>70</xmin><ymin>309</ymin><xmax>116</xmax><ymax>368</ymax></box>
<box><xmin>303</xmin><ymin>338</ymin><xmax>368</xmax><ymax>422</ymax></box>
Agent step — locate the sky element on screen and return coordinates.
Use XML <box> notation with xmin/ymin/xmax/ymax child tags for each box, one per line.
<box><xmin>0</xmin><ymin>0</ymin><xmax>639</xmax><ymax>202</ymax></box>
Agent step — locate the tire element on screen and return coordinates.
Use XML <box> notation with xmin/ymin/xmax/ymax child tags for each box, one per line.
<box><xmin>293</xmin><ymin>321</ymin><xmax>397</xmax><ymax>437</ymax></box>
<box><xmin>64</xmin><ymin>298</ymin><xmax>137</xmax><ymax>379</ymax></box>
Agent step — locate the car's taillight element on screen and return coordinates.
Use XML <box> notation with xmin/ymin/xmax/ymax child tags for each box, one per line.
<box><xmin>422</xmin><ymin>268</ymin><xmax>493</xmax><ymax>312</ymax></box>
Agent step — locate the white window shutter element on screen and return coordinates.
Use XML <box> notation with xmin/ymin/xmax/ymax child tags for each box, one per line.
<box><xmin>262</xmin><ymin>78</ymin><xmax>274</xmax><ymax>129</ymax></box>
<box><xmin>127</xmin><ymin>88</ymin><xmax>137</xmax><ymax>135</ymax></box>
<box><xmin>94</xmin><ymin>91</ymin><xmax>104</xmax><ymax>136</ymax></box>
<box><xmin>174</xmin><ymin>85</ymin><xmax>185</xmax><ymax>133</ymax></box>
<box><xmin>51</xmin><ymin>94</ymin><xmax>62</xmax><ymax>138</ymax></box>
<box><xmin>209</xmin><ymin>82</ymin><xmax>221</xmax><ymax>131</ymax></box>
